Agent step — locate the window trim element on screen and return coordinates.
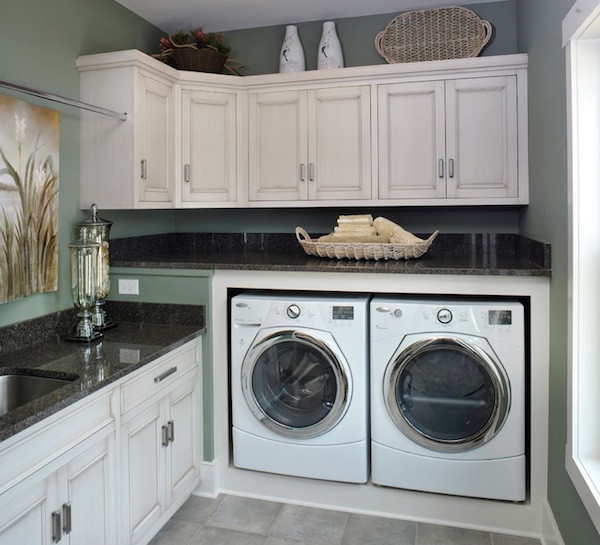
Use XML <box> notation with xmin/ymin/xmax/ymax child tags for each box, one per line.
<box><xmin>564</xmin><ymin>0</ymin><xmax>600</xmax><ymax>534</ymax></box>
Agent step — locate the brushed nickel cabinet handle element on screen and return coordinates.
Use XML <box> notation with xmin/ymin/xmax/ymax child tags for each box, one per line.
<box><xmin>62</xmin><ymin>503</ymin><xmax>72</xmax><ymax>534</ymax></box>
<box><xmin>184</xmin><ymin>164</ymin><xmax>190</xmax><ymax>183</ymax></box>
<box><xmin>438</xmin><ymin>159</ymin><xmax>444</xmax><ymax>178</ymax></box>
<box><xmin>141</xmin><ymin>159</ymin><xmax>147</xmax><ymax>179</ymax></box>
<box><xmin>448</xmin><ymin>158</ymin><xmax>455</xmax><ymax>178</ymax></box>
<box><xmin>52</xmin><ymin>510</ymin><xmax>62</xmax><ymax>542</ymax></box>
<box><xmin>154</xmin><ymin>366</ymin><xmax>177</xmax><ymax>383</ymax></box>
<box><xmin>167</xmin><ymin>420</ymin><xmax>175</xmax><ymax>443</ymax></box>
<box><xmin>300</xmin><ymin>163</ymin><xmax>306</xmax><ymax>182</ymax></box>
<box><xmin>162</xmin><ymin>424</ymin><xmax>169</xmax><ymax>447</ymax></box>
<box><xmin>309</xmin><ymin>163</ymin><xmax>315</xmax><ymax>181</ymax></box>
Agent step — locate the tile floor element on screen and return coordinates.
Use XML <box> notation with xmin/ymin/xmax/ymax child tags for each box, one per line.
<box><xmin>149</xmin><ymin>494</ymin><xmax>542</xmax><ymax>545</ymax></box>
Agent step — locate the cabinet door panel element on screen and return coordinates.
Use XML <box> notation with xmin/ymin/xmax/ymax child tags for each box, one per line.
<box><xmin>445</xmin><ymin>76</ymin><xmax>518</xmax><ymax>198</ymax></box>
<box><xmin>138</xmin><ymin>74</ymin><xmax>173</xmax><ymax>204</ymax></box>
<box><xmin>248</xmin><ymin>90</ymin><xmax>308</xmax><ymax>201</ymax></box>
<box><xmin>182</xmin><ymin>90</ymin><xmax>237</xmax><ymax>203</ymax></box>
<box><xmin>0</xmin><ymin>478</ymin><xmax>55</xmax><ymax>545</ymax></box>
<box><xmin>308</xmin><ymin>86</ymin><xmax>372</xmax><ymax>200</ymax></box>
<box><xmin>167</xmin><ymin>378</ymin><xmax>199</xmax><ymax>500</ymax></box>
<box><xmin>64</xmin><ymin>436</ymin><xmax>116</xmax><ymax>545</ymax></box>
<box><xmin>378</xmin><ymin>81</ymin><xmax>446</xmax><ymax>199</ymax></box>
<box><xmin>122</xmin><ymin>404</ymin><xmax>164</xmax><ymax>542</ymax></box>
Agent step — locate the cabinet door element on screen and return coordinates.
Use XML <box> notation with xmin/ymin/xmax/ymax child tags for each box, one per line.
<box><xmin>166</xmin><ymin>376</ymin><xmax>200</xmax><ymax>504</ymax></box>
<box><xmin>62</xmin><ymin>436</ymin><xmax>117</xmax><ymax>545</ymax></box>
<box><xmin>181</xmin><ymin>89</ymin><xmax>237</xmax><ymax>204</ymax></box>
<box><xmin>248</xmin><ymin>90</ymin><xmax>308</xmax><ymax>201</ymax></box>
<box><xmin>0</xmin><ymin>477</ymin><xmax>56</xmax><ymax>545</ymax></box>
<box><xmin>121</xmin><ymin>402</ymin><xmax>165</xmax><ymax>544</ymax></box>
<box><xmin>445</xmin><ymin>76</ymin><xmax>518</xmax><ymax>199</ymax></box>
<box><xmin>308</xmin><ymin>86</ymin><xmax>372</xmax><ymax>200</ymax></box>
<box><xmin>378</xmin><ymin>81</ymin><xmax>446</xmax><ymax>199</ymax></box>
<box><xmin>137</xmin><ymin>73</ymin><xmax>174</xmax><ymax>205</ymax></box>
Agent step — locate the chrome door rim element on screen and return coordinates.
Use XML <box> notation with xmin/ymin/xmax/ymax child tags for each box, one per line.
<box><xmin>241</xmin><ymin>329</ymin><xmax>350</xmax><ymax>439</ymax></box>
<box><xmin>383</xmin><ymin>335</ymin><xmax>510</xmax><ymax>453</ymax></box>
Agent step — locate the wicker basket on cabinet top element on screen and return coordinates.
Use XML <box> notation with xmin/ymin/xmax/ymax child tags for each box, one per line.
<box><xmin>375</xmin><ymin>6</ymin><xmax>493</xmax><ymax>64</ymax></box>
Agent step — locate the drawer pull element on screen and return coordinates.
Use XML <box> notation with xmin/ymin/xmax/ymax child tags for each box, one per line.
<box><xmin>154</xmin><ymin>366</ymin><xmax>178</xmax><ymax>383</ymax></box>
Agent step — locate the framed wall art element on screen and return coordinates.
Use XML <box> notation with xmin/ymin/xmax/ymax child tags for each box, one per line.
<box><xmin>0</xmin><ymin>94</ymin><xmax>60</xmax><ymax>304</ymax></box>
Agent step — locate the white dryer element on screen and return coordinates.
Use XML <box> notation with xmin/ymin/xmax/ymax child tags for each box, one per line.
<box><xmin>370</xmin><ymin>297</ymin><xmax>526</xmax><ymax>501</ymax></box>
<box><xmin>231</xmin><ymin>292</ymin><xmax>370</xmax><ymax>483</ymax></box>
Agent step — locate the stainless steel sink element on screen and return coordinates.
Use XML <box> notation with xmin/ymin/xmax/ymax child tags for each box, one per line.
<box><xmin>0</xmin><ymin>373</ymin><xmax>77</xmax><ymax>417</ymax></box>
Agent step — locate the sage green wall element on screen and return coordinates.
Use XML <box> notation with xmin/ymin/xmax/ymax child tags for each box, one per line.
<box><xmin>516</xmin><ymin>1</ymin><xmax>600</xmax><ymax>544</ymax></box>
<box><xmin>0</xmin><ymin>0</ymin><xmax>167</xmax><ymax>328</ymax></box>
<box><xmin>224</xmin><ymin>1</ymin><xmax>517</xmax><ymax>75</ymax></box>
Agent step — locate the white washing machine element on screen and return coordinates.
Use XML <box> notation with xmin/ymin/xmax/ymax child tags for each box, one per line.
<box><xmin>370</xmin><ymin>297</ymin><xmax>526</xmax><ymax>501</ymax></box>
<box><xmin>231</xmin><ymin>292</ymin><xmax>370</xmax><ymax>483</ymax></box>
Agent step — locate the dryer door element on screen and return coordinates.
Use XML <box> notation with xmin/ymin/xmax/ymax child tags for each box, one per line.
<box><xmin>241</xmin><ymin>329</ymin><xmax>350</xmax><ymax>439</ymax></box>
<box><xmin>384</xmin><ymin>334</ymin><xmax>510</xmax><ymax>453</ymax></box>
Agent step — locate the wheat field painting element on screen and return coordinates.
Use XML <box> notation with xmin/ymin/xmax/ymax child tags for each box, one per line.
<box><xmin>0</xmin><ymin>94</ymin><xmax>60</xmax><ymax>304</ymax></box>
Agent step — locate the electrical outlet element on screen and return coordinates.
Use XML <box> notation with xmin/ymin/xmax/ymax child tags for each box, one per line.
<box><xmin>119</xmin><ymin>348</ymin><xmax>141</xmax><ymax>364</ymax></box>
<box><xmin>117</xmin><ymin>278</ymin><xmax>139</xmax><ymax>295</ymax></box>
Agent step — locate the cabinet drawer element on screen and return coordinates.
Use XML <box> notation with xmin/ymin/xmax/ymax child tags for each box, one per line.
<box><xmin>120</xmin><ymin>341</ymin><xmax>198</xmax><ymax>414</ymax></box>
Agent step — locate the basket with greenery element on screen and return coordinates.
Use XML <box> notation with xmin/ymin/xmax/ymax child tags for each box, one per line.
<box><xmin>154</xmin><ymin>28</ymin><xmax>240</xmax><ymax>74</ymax></box>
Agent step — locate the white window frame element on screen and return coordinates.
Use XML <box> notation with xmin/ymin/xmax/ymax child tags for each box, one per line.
<box><xmin>564</xmin><ymin>0</ymin><xmax>600</xmax><ymax>534</ymax></box>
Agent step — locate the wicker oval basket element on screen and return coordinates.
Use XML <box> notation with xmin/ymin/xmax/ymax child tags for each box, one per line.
<box><xmin>171</xmin><ymin>47</ymin><xmax>228</xmax><ymax>73</ymax></box>
<box><xmin>296</xmin><ymin>227</ymin><xmax>438</xmax><ymax>261</ymax></box>
<box><xmin>375</xmin><ymin>6</ymin><xmax>493</xmax><ymax>64</ymax></box>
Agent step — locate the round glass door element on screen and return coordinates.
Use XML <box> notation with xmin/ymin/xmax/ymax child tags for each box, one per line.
<box><xmin>384</xmin><ymin>336</ymin><xmax>510</xmax><ymax>452</ymax></box>
<box><xmin>242</xmin><ymin>330</ymin><xmax>349</xmax><ymax>438</ymax></box>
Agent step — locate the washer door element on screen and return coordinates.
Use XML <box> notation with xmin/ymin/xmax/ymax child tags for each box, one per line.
<box><xmin>241</xmin><ymin>329</ymin><xmax>350</xmax><ymax>439</ymax></box>
<box><xmin>384</xmin><ymin>335</ymin><xmax>510</xmax><ymax>453</ymax></box>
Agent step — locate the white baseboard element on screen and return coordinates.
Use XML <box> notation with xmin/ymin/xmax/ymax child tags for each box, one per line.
<box><xmin>542</xmin><ymin>499</ymin><xmax>565</xmax><ymax>545</ymax></box>
<box><xmin>192</xmin><ymin>460</ymin><xmax>219</xmax><ymax>498</ymax></box>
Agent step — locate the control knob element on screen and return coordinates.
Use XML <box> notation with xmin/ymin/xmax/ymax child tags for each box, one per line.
<box><xmin>287</xmin><ymin>304</ymin><xmax>301</xmax><ymax>319</ymax></box>
<box><xmin>437</xmin><ymin>308</ymin><xmax>453</xmax><ymax>324</ymax></box>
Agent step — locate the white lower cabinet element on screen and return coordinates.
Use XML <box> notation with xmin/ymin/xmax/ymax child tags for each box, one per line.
<box><xmin>0</xmin><ymin>337</ymin><xmax>202</xmax><ymax>545</ymax></box>
<box><xmin>121</xmin><ymin>373</ymin><xmax>200</xmax><ymax>545</ymax></box>
<box><xmin>0</xmin><ymin>430</ymin><xmax>116</xmax><ymax>545</ymax></box>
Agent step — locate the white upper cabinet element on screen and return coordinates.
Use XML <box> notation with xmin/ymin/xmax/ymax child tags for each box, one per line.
<box><xmin>378</xmin><ymin>75</ymin><xmax>521</xmax><ymax>203</ymax></box>
<box><xmin>248</xmin><ymin>85</ymin><xmax>372</xmax><ymax>204</ymax></box>
<box><xmin>77</xmin><ymin>53</ymin><xmax>176</xmax><ymax>209</ymax></box>
<box><xmin>179</xmin><ymin>88</ymin><xmax>238</xmax><ymax>206</ymax></box>
<box><xmin>77</xmin><ymin>50</ymin><xmax>528</xmax><ymax>209</ymax></box>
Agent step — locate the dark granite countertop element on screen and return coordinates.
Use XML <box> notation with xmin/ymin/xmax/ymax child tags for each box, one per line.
<box><xmin>0</xmin><ymin>301</ymin><xmax>205</xmax><ymax>442</ymax></box>
<box><xmin>110</xmin><ymin>232</ymin><xmax>552</xmax><ymax>276</ymax></box>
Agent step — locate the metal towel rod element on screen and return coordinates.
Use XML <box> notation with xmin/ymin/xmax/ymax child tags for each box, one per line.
<box><xmin>0</xmin><ymin>79</ymin><xmax>128</xmax><ymax>121</ymax></box>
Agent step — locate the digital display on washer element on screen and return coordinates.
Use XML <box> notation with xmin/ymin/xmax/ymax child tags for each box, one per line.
<box><xmin>488</xmin><ymin>310</ymin><xmax>512</xmax><ymax>325</ymax></box>
<box><xmin>332</xmin><ymin>306</ymin><xmax>354</xmax><ymax>320</ymax></box>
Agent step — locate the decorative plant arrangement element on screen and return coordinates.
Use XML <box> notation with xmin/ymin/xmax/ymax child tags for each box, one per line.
<box><xmin>154</xmin><ymin>28</ymin><xmax>242</xmax><ymax>75</ymax></box>
<box><xmin>0</xmin><ymin>95</ymin><xmax>59</xmax><ymax>304</ymax></box>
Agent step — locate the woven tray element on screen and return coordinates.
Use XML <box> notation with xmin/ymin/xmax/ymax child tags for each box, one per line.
<box><xmin>375</xmin><ymin>6</ymin><xmax>493</xmax><ymax>64</ymax></box>
<box><xmin>296</xmin><ymin>227</ymin><xmax>438</xmax><ymax>261</ymax></box>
